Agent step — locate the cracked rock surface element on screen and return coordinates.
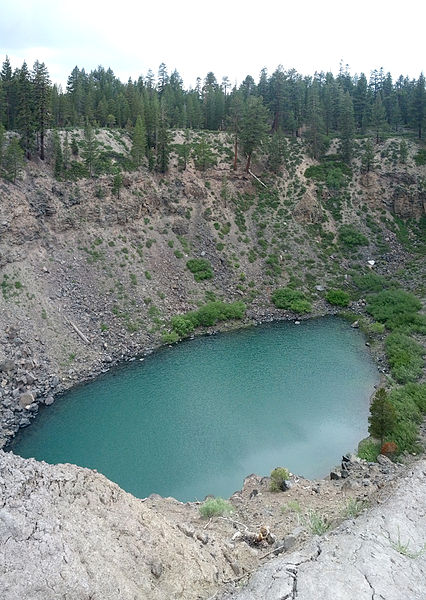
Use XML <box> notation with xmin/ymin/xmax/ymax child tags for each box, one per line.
<box><xmin>221</xmin><ymin>459</ymin><xmax>426</xmax><ymax>600</ymax></box>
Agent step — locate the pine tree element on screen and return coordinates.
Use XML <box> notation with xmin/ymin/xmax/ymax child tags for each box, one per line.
<box><xmin>399</xmin><ymin>139</ymin><xmax>408</xmax><ymax>164</ymax></box>
<box><xmin>131</xmin><ymin>114</ymin><xmax>147</xmax><ymax>166</ymax></box>
<box><xmin>368</xmin><ymin>388</ymin><xmax>396</xmax><ymax>445</ymax></box>
<box><xmin>156</xmin><ymin>112</ymin><xmax>170</xmax><ymax>173</ymax></box>
<box><xmin>240</xmin><ymin>96</ymin><xmax>270</xmax><ymax>172</ymax></box>
<box><xmin>16</xmin><ymin>62</ymin><xmax>35</xmax><ymax>159</ymax></box>
<box><xmin>411</xmin><ymin>73</ymin><xmax>425</xmax><ymax>139</ymax></box>
<box><xmin>177</xmin><ymin>128</ymin><xmax>191</xmax><ymax>170</ymax></box>
<box><xmin>0</xmin><ymin>123</ymin><xmax>5</xmax><ymax>170</ymax></box>
<box><xmin>267</xmin><ymin>129</ymin><xmax>287</xmax><ymax>173</ymax></box>
<box><xmin>52</xmin><ymin>130</ymin><xmax>63</xmax><ymax>179</ymax></box>
<box><xmin>361</xmin><ymin>139</ymin><xmax>376</xmax><ymax>172</ymax></box>
<box><xmin>339</xmin><ymin>91</ymin><xmax>355</xmax><ymax>163</ymax></box>
<box><xmin>112</xmin><ymin>170</ymin><xmax>123</xmax><ymax>198</ymax></box>
<box><xmin>192</xmin><ymin>137</ymin><xmax>216</xmax><ymax>170</ymax></box>
<box><xmin>306</xmin><ymin>81</ymin><xmax>326</xmax><ymax>159</ymax></box>
<box><xmin>32</xmin><ymin>61</ymin><xmax>51</xmax><ymax>159</ymax></box>
<box><xmin>1</xmin><ymin>56</ymin><xmax>14</xmax><ymax>129</ymax></box>
<box><xmin>81</xmin><ymin>121</ymin><xmax>99</xmax><ymax>176</ymax></box>
<box><xmin>63</xmin><ymin>131</ymin><xmax>71</xmax><ymax>170</ymax></box>
<box><xmin>371</xmin><ymin>94</ymin><xmax>386</xmax><ymax>143</ymax></box>
<box><xmin>3</xmin><ymin>136</ymin><xmax>25</xmax><ymax>182</ymax></box>
<box><xmin>228</xmin><ymin>91</ymin><xmax>244</xmax><ymax>170</ymax></box>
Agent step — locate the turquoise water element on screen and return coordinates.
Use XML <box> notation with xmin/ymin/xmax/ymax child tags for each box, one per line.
<box><xmin>10</xmin><ymin>317</ymin><xmax>379</xmax><ymax>501</ymax></box>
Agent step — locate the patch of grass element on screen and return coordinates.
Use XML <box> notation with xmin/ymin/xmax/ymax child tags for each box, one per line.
<box><xmin>145</xmin><ymin>271</ymin><xmax>152</xmax><ymax>280</ymax></box>
<box><xmin>281</xmin><ymin>500</ymin><xmax>302</xmax><ymax>514</ymax></box>
<box><xmin>343</xmin><ymin>498</ymin><xmax>367</xmax><ymax>518</ymax></box>
<box><xmin>174</xmin><ymin>249</ymin><xmax>184</xmax><ymax>259</ymax></box>
<box><xmin>199</xmin><ymin>497</ymin><xmax>233</xmax><ymax>519</ymax></box>
<box><xmin>303</xmin><ymin>510</ymin><xmax>330</xmax><ymax>535</ymax></box>
<box><xmin>357</xmin><ymin>439</ymin><xmax>381</xmax><ymax>461</ymax></box>
<box><xmin>389</xmin><ymin>527</ymin><xmax>426</xmax><ymax>558</ymax></box>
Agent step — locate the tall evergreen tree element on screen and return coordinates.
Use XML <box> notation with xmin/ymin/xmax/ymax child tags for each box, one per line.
<box><xmin>411</xmin><ymin>73</ymin><xmax>425</xmax><ymax>139</ymax></box>
<box><xmin>339</xmin><ymin>91</ymin><xmax>355</xmax><ymax>163</ymax></box>
<box><xmin>305</xmin><ymin>81</ymin><xmax>326</xmax><ymax>159</ymax></box>
<box><xmin>81</xmin><ymin>121</ymin><xmax>99</xmax><ymax>176</ymax></box>
<box><xmin>228</xmin><ymin>91</ymin><xmax>244</xmax><ymax>170</ymax></box>
<box><xmin>32</xmin><ymin>61</ymin><xmax>51</xmax><ymax>159</ymax></box>
<box><xmin>368</xmin><ymin>388</ymin><xmax>396</xmax><ymax>445</ymax></box>
<box><xmin>240</xmin><ymin>96</ymin><xmax>269</xmax><ymax>172</ymax></box>
<box><xmin>0</xmin><ymin>123</ymin><xmax>5</xmax><ymax>170</ymax></box>
<box><xmin>52</xmin><ymin>130</ymin><xmax>63</xmax><ymax>179</ymax></box>
<box><xmin>267</xmin><ymin>129</ymin><xmax>287</xmax><ymax>173</ymax></box>
<box><xmin>16</xmin><ymin>62</ymin><xmax>34</xmax><ymax>159</ymax></box>
<box><xmin>156</xmin><ymin>112</ymin><xmax>170</xmax><ymax>173</ymax></box>
<box><xmin>3</xmin><ymin>136</ymin><xmax>25</xmax><ymax>182</ymax></box>
<box><xmin>131</xmin><ymin>113</ymin><xmax>147</xmax><ymax>166</ymax></box>
<box><xmin>371</xmin><ymin>93</ymin><xmax>386</xmax><ymax>143</ymax></box>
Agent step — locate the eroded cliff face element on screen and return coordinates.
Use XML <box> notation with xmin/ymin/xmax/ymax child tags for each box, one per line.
<box><xmin>0</xmin><ymin>451</ymin><xmax>425</xmax><ymax>600</ymax></box>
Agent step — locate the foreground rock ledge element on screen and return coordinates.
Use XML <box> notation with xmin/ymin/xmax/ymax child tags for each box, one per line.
<box><xmin>0</xmin><ymin>452</ymin><xmax>425</xmax><ymax>600</ymax></box>
<box><xmin>221</xmin><ymin>460</ymin><xmax>426</xmax><ymax>600</ymax></box>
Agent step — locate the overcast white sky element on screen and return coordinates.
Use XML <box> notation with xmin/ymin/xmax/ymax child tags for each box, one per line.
<box><xmin>0</xmin><ymin>0</ymin><xmax>424</xmax><ymax>88</ymax></box>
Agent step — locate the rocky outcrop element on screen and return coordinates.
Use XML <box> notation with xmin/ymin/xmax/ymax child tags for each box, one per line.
<box><xmin>221</xmin><ymin>459</ymin><xmax>426</xmax><ymax>600</ymax></box>
<box><xmin>0</xmin><ymin>451</ymin><xmax>227</xmax><ymax>600</ymax></box>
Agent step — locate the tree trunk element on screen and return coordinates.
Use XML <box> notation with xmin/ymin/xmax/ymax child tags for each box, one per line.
<box><xmin>233</xmin><ymin>135</ymin><xmax>238</xmax><ymax>170</ymax></box>
<box><xmin>245</xmin><ymin>152</ymin><xmax>252</xmax><ymax>173</ymax></box>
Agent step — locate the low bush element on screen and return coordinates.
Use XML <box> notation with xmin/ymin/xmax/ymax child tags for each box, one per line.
<box><xmin>271</xmin><ymin>288</ymin><xmax>312</xmax><ymax>313</ymax></box>
<box><xmin>352</xmin><ymin>272</ymin><xmax>389</xmax><ymax>293</ymax></box>
<box><xmin>186</xmin><ymin>258</ymin><xmax>213</xmax><ymax>282</ymax></box>
<box><xmin>366</xmin><ymin>289</ymin><xmax>422</xmax><ymax>332</ymax></box>
<box><xmin>414</xmin><ymin>149</ymin><xmax>426</xmax><ymax>166</ymax></box>
<box><xmin>199</xmin><ymin>497</ymin><xmax>233</xmax><ymax>518</ymax></box>
<box><xmin>168</xmin><ymin>301</ymin><xmax>246</xmax><ymax>340</ymax></box>
<box><xmin>338</xmin><ymin>225</ymin><xmax>368</xmax><ymax>249</ymax></box>
<box><xmin>270</xmin><ymin>467</ymin><xmax>290</xmax><ymax>492</ymax></box>
<box><xmin>326</xmin><ymin>289</ymin><xmax>350</xmax><ymax>307</ymax></box>
<box><xmin>357</xmin><ymin>438</ymin><xmax>381</xmax><ymax>461</ymax></box>
<box><xmin>385</xmin><ymin>333</ymin><xmax>424</xmax><ymax>383</ymax></box>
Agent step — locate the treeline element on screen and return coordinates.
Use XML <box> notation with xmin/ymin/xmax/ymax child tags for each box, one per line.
<box><xmin>0</xmin><ymin>56</ymin><xmax>425</xmax><ymax>170</ymax></box>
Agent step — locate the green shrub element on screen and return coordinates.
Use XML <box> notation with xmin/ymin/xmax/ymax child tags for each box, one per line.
<box><xmin>369</xmin><ymin>322</ymin><xmax>385</xmax><ymax>334</ymax></box>
<box><xmin>414</xmin><ymin>149</ymin><xmax>426</xmax><ymax>166</ymax></box>
<box><xmin>162</xmin><ymin>331</ymin><xmax>180</xmax><ymax>344</ymax></box>
<box><xmin>305</xmin><ymin>161</ymin><xmax>352</xmax><ymax>190</ymax></box>
<box><xmin>338</xmin><ymin>225</ymin><xmax>368</xmax><ymax>249</ymax></box>
<box><xmin>169</xmin><ymin>301</ymin><xmax>246</xmax><ymax>339</ymax></box>
<box><xmin>271</xmin><ymin>287</ymin><xmax>312</xmax><ymax>313</ymax></box>
<box><xmin>366</xmin><ymin>289</ymin><xmax>422</xmax><ymax>331</ymax></box>
<box><xmin>186</xmin><ymin>258</ymin><xmax>214</xmax><ymax>282</ymax></box>
<box><xmin>199</xmin><ymin>497</ymin><xmax>233</xmax><ymax>518</ymax></box>
<box><xmin>352</xmin><ymin>272</ymin><xmax>389</xmax><ymax>293</ymax></box>
<box><xmin>170</xmin><ymin>315</ymin><xmax>195</xmax><ymax>337</ymax></box>
<box><xmin>270</xmin><ymin>467</ymin><xmax>290</xmax><ymax>492</ymax></box>
<box><xmin>326</xmin><ymin>289</ymin><xmax>350</xmax><ymax>307</ymax></box>
<box><xmin>385</xmin><ymin>333</ymin><xmax>424</xmax><ymax>383</ymax></box>
<box><xmin>290</xmin><ymin>299</ymin><xmax>312</xmax><ymax>313</ymax></box>
<box><xmin>357</xmin><ymin>439</ymin><xmax>381</xmax><ymax>461</ymax></box>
